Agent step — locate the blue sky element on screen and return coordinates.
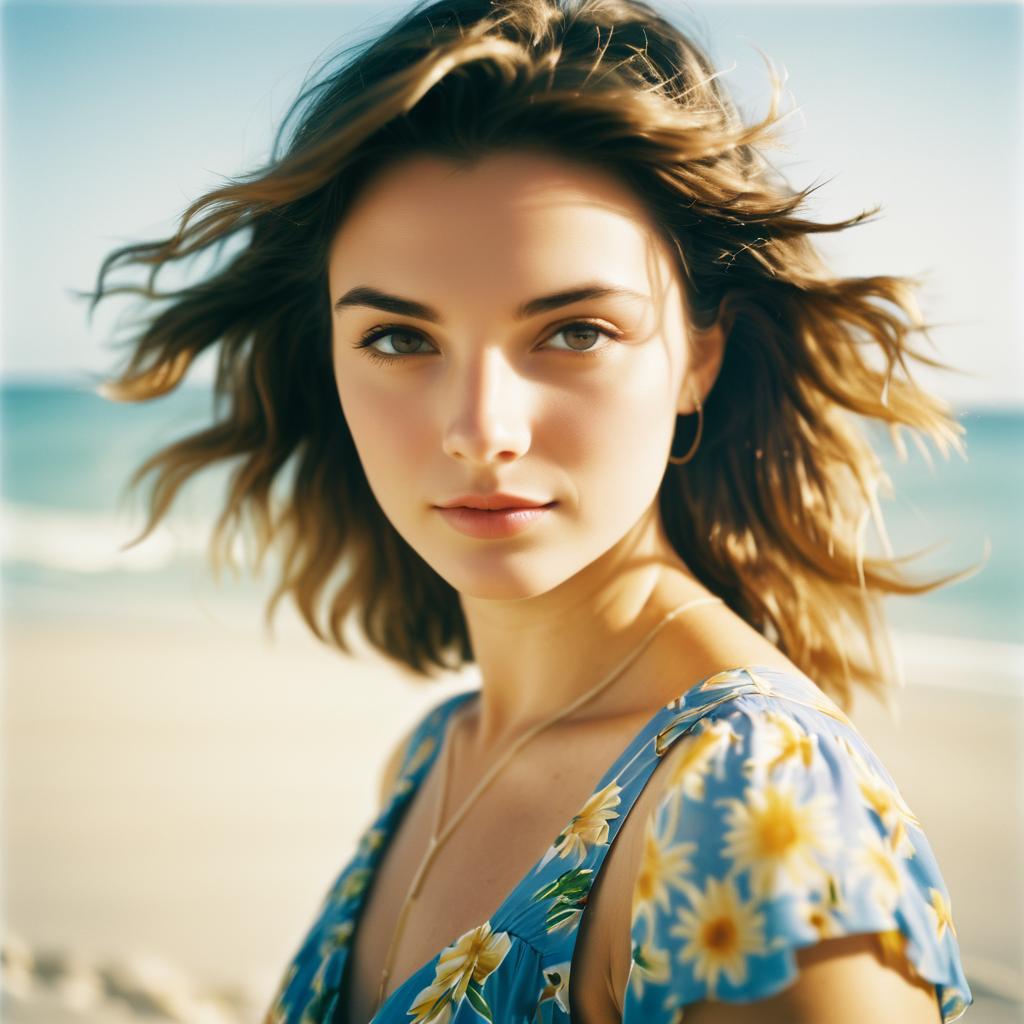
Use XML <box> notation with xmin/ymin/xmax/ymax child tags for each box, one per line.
<box><xmin>2</xmin><ymin>1</ymin><xmax>1021</xmax><ymax>407</ymax></box>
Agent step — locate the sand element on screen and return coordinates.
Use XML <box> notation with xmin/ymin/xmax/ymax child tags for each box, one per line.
<box><xmin>2</xmin><ymin>610</ymin><xmax>1021</xmax><ymax>1022</ymax></box>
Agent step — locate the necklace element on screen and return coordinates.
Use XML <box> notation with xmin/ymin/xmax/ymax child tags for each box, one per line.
<box><xmin>373</xmin><ymin>594</ymin><xmax>725</xmax><ymax>1012</ymax></box>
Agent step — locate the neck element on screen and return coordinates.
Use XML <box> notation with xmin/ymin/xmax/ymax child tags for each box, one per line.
<box><xmin>455</xmin><ymin>504</ymin><xmax>723</xmax><ymax>755</ymax></box>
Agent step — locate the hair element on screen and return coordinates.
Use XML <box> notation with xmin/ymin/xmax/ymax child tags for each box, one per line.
<box><xmin>83</xmin><ymin>0</ymin><xmax>980</xmax><ymax>712</ymax></box>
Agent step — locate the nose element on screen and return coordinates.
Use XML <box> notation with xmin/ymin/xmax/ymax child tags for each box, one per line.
<box><xmin>440</xmin><ymin>347</ymin><xmax>531</xmax><ymax>465</ymax></box>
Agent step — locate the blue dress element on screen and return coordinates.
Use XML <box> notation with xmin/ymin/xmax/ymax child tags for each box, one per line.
<box><xmin>262</xmin><ymin>665</ymin><xmax>973</xmax><ymax>1023</ymax></box>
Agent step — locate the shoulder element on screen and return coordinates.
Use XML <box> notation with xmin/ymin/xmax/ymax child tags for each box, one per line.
<box><xmin>613</xmin><ymin>666</ymin><xmax>973</xmax><ymax>1023</ymax></box>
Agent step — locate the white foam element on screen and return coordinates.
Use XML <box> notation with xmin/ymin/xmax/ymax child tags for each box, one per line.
<box><xmin>0</xmin><ymin>501</ymin><xmax>237</xmax><ymax>573</ymax></box>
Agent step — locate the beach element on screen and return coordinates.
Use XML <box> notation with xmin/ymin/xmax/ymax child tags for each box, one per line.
<box><xmin>2</xmin><ymin>608</ymin><xmax>1021</xmax><ymax>1023</ymax></box>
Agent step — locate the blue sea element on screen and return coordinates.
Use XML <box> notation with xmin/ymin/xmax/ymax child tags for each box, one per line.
<box><xmin>1</xmin><ymin>380</ymin><xmax>1021</xmax><ymax>644</ymax></box>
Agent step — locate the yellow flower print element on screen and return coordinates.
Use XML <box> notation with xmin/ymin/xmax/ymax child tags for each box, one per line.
<box><xmin>535</xmin><ymin>961</ymin><xmax>571</xmax><ymax>1016</ymax></box>
<box><xmin>874</xmin><ymin>928</ymin><xmax>923</xmax><ymax>981</ymax></box>
<box><xmin>329</xmin><ymin>866</ymin><xmax>371</xmax><ymax>904</ymax></box>
<box><xmin>843</xmin><ymin>741</ymin><xmax>925</xmax><ymax>835</ymax></box>
<box><xmin>927</xmin><ymin>886</ymin><xmax>957</xmax><ymax>941</ymax></box>
<box><xmin>405</xmin><ymin>735</ymin><xmax>437</xmax><ymax>776</ymax></box>
<box><xmin>627</xmin><ymin>938</ymin><xmax>671</xmax><ymax>1001</ymax></box>
<box><xmin>543</xmin><ymin>780</ymin><xmax>621</xmax><ymax>869</ymax></box>
<box><xmin>630</xmin><ymin>794</ymin><xmax>698</xmax><ymax>935</ymax></box>
<box><xmin>792</xmin><ymin>874</ymin><xmax>849</xmax><ymax>940</ymax></box>
<box><xmin>310</xmin><ymin>954</ymin><xmax>329</xmax><ymax>995</ymax></box>
<box><xmin>669</xmin><ymin>874</ymin><xmax>767</xmax><ymax>996</ymax></box>
<box><xmin>664</xmin><ymin>718</ymin><xmax>741</xmax><ymax>802</ymax></box>
<box><xmin>696</xmin><ymin>667</ymin><xmax>775</xmax><ymax>697</ymax></box>
<box><xmin>317</xmin><ymin>919</ymin><xmax>354</xmax><ymax>959</ymax></box>
<box><xmin>358</xmin><ymin>826</ymin><xmax>387</xmax><ymax>856</ymax></box>
<box><xmin>852</xmin><ymin>825</ymin><xmax>904</xmax><ymax>914</ymax></box>
<box><xmin>407</xmin><ymin>921</ymin><xmax>512</xmax><ymax>1024</ymax></box>
<box><xmin>745</xmin><ymin>710</ymin><xmax>818</xmax><ymax>779</ymax></box>
<box><xmin>717</xmin><ymin>780</ymin><xmax>840</xmax><ymax>899</ymax></box>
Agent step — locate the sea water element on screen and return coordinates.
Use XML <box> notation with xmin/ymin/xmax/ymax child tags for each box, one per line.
<box><xmin>2</xmin><ymin>380</ymin><xmax>1020</xmax><ymax>646</ymax></box>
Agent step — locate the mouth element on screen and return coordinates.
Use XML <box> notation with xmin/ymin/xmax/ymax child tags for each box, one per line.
<box><xmin>451</xmin><ymin>501</ymin><xmax>557</xmax><ymax>511</ymax></box>
<box><xmin>434</xmin><ymin>501</ymin><xmax>558</xmax><ymax>538</ymax></box>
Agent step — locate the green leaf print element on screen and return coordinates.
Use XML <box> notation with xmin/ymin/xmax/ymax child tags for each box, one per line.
<box><xmin>464</xmin><ymin>980</ymin><xmax>494</xmax><ymax>1022</ymax></box>
<box><xmin>531</xmin><ymin>867</ymin><xmax>594</xmax><ymax>933</ymax></box>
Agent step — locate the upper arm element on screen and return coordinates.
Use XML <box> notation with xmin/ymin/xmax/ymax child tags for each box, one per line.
<box><xmin>682</xmin><ymin>933</ymin><xmax>941</xmax><ymax>1023</ymax></box>
<box><xmin>619</xmin><ymin>698</ymin><xmax>973</xmax><ymax>1023</ymax></box>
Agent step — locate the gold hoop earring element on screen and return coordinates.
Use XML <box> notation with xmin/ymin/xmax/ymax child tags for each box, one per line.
<box><xmin>668</xmin><ymin>390</ymin><xmax>703</xmax><ymax>465</ymax></box>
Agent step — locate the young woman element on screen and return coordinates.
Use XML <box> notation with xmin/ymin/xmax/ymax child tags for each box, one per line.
<box><xmin>87</xmin><ymin>0</ymin><xmax>975</xmax><ymax>1021</ymax></box>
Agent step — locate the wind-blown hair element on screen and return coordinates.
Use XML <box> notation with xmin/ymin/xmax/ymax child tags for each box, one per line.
<box><xmin>85</xmin><ymin>0</ymin><xmax>977</xmax><ymax>710</ymax></box>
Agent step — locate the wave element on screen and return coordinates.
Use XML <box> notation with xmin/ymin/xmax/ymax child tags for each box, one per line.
<box><xmin>0</xmin><ymin>501</ymin><xmax>238</xmax><ymax>574</ymax></box>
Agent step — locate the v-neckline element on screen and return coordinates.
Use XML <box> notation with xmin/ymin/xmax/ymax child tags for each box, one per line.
<box><xmin>350</xmin><ymin>663</ymin><xmax>793</xmax><ymax>1022</ymax></box>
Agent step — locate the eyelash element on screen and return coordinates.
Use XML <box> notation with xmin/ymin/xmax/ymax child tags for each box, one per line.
<box><xmin>351</xmin><ymin>319</ymin><xmax>621</xmax><ymax>366</ymax></box>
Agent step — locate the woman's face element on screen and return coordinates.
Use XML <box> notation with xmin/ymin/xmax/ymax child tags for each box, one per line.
<box><xmin>328</xmin><ymin>147</ymin><xmax>711</xmax><ymax>600</ymax></box>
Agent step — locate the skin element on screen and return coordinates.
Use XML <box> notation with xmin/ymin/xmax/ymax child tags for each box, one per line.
<box><xmin>328</xmin><ymin>146</ymin><xmax>730</xmax><ymax>751</ymax></box>
<box><xmin>328</xmin><ymin>148</ymin><xmax>943</xmax><ymax>1022</ymax></box>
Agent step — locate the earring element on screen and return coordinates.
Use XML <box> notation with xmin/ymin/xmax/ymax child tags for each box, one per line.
<box><xmin>668</xmin><ymin>389</ymin><xmax>703</xmax><ymax>465</ymax></box>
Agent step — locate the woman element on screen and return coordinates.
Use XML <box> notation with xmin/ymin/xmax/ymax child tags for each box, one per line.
<box><xmin>87</xmin><ymin>0</ymin><xmax>975</xmax><ymax>1020</ymax></box>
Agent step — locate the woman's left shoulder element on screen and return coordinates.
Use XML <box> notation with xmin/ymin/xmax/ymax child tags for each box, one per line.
<box><xmin>618</xmin><ymin>664</ymin><xmax>973</xmax><ymax>1023</ymax></box>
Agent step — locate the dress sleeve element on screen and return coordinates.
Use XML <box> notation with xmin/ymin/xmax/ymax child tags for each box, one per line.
<box><xmin>620</xmin><ymin>695</ymin><xmax>973</xmax><ymax>1022</ymax></box>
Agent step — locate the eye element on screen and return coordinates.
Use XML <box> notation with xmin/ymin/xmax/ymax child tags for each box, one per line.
<box><xmin>352</xmin><ymin>325</ymin><xmax>435</xmax><ymax>365</ymax></box>
<box><xmin>542</xmin><ymin>320</ymin><xmax>619</xmax><ymax>356</ymax></box>
<box><xmin>351</xmin><ymin>319</ymin><xmax>620</xmax><ymax>366</ymax></box>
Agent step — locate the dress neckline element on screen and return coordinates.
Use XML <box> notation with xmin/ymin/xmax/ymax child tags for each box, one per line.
<box><xmin>355</xmin><ymin>663</ymin><xmax>808</xmax><ymax>1021</ymax></box>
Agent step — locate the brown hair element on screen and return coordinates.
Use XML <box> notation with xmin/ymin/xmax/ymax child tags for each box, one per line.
<box><xmin>83</xmin><ymin>0</ymin><xmax>979</xmax><ymax>710</ymax></box>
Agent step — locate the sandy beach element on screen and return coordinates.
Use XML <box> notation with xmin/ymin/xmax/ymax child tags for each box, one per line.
<box><xmin>2</xmin><ymin>609</ymin><xmax>1021</xmax><ymax>1023</ymax></box>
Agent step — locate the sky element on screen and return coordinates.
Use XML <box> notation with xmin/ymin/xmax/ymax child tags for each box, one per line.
<box><xmin>1</xmin><ymin>1</ymin><xmax>1021</xmax><ymax>408</ymax></box>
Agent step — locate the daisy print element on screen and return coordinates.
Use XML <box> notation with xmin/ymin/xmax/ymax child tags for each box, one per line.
<box><xmin>927</xmin><ymin>886</ymin><xmax>958</xmax><ymax>942</ymax></box>
<box><xmin>851</xmin><ymin>824</ymin><xmax>907</xmax><ymax>915</ymax></box>
<box><xmin>630</xmin><ymin>792</ymin><xmax>698</xmax><ymax>936</ymax></box>
<box><xmin>716</xmin><ymin>777</ymin><xmax>841</xmax><ymax>900</ymax></box>
<box><xmin>839</xmin><ymin>735</ymin><xmax>922</xmax><ymax>856</ymax></box>
<box><xmin>669</xmin><ymin>874</ymin><xmax>767</xmax><ymax>996</ymax></box>
<box><xmin>663</xmin><ymin>718</ymin><xmax>742</xmax><ymax>802</ymax></box>
<box><xmin>791</xmin><ymin>873</ymin><xmax>849</xmax><ymax>942</ymax></box>
<box><xmin>626</xmin><ymin>938</ymin><xmax>671</xmax><ymax>1002</ymax></box>
<box><xmin>743</xmin><ymin>709</ymin><xmax>818</xmax><ymax>781</ymax></box>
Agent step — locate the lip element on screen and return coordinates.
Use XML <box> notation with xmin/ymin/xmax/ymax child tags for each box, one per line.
<box><xmin>435</xmin><ymin>501</ymin><xmax>557</xmax><ymax>539</ymax></box>
<box><xmin>437</xmin><ymin>492</ymin><xmax>553</xmax><ymax>510</ymax></box>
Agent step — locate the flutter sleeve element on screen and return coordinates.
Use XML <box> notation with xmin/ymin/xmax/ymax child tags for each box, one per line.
<box><xmin>621</xmin><ymin>692</ymin><xmax>973</xmax><ymax>1022</ymax></box>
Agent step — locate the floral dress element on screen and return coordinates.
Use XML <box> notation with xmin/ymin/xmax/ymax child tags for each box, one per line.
<box><xmin>262</xmin><ymin>665</ymin><xmax>973</xmax><ymax>1023</ymax></box>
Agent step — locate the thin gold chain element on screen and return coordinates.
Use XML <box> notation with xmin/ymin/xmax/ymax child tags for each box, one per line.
<box><xmin>372</xmin><ymin>594</ymin><xmax>724</xmax><ymax>1012</ymax></box>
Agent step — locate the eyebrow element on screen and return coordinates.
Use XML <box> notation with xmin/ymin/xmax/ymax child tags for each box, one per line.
<box><xmin>332</xmin><ymin>282</ymin><xmax>649</xmax><ymax>322</ymax></box>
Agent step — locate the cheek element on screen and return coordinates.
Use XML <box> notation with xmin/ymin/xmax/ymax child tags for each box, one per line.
<box><xmin>334</xmin><ymin>372</ymin><xmax>433</xmax><ymax>493</ymax></box>
<box><xmin>549</xmin><ymin>381</ymin><xmax>672</xmax><ymax>501</ymax></box>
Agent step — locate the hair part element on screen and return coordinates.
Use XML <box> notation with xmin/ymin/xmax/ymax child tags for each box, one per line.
<box><xmin>83</xmin><ymin>0</ymin><xmax>980</xmax><ymax>711</ymax></box>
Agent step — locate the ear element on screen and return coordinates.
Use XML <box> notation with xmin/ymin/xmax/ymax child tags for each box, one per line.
<box><xmin>677</xmin><ymin>318</ymin><xmax>726</xmax><ymax>415</ymax></box>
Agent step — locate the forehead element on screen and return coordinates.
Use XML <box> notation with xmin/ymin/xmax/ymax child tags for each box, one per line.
<box><xmin>327</xmin><ymin>148</ymin><xmax>673</xmax><ymax>299</ymax></box>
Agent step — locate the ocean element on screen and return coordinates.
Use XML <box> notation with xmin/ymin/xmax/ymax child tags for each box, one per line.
<box><xmin>1</xmin><ymin>380</ymin><xmax>1021</xmax><ymax>644</ymax></box>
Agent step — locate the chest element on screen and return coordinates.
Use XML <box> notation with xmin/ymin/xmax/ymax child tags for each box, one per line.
<box><xmin>339</xmin><ymin>717</ymin><xmax>652</xmax><ymax>1023</ymax></box>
